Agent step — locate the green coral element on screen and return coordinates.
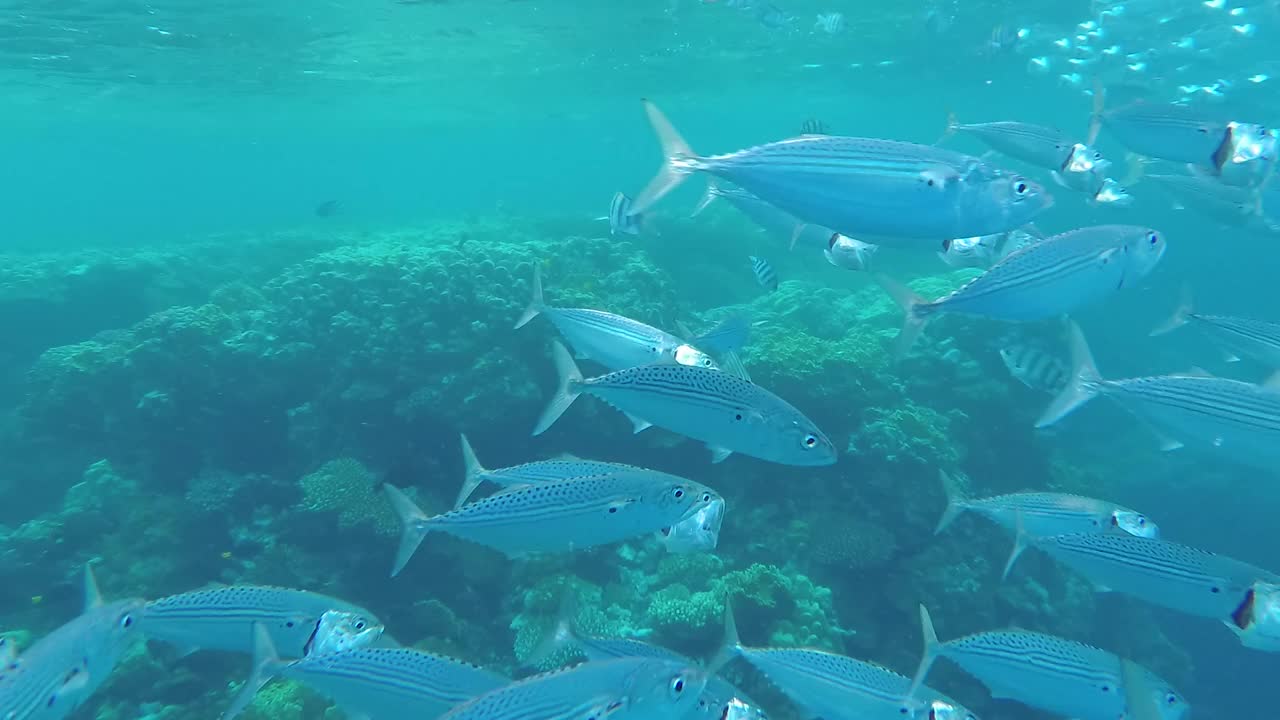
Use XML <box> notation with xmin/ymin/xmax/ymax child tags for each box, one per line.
<box><xmin>299</xmin><ymin>458</ymin><xmax>397</xmax><ymax>535</ymax></box>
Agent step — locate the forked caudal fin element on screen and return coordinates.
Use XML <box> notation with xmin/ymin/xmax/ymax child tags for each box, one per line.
<box><xmin>1035</xmin><ymin>319</ymin><xmax>1102</xmax><ymax>428</ymax></box>
<box><xmin>454</xmin><ymin>433</ymin><xmax>489</xmax><ymax>510</ymax></box>
<box><xmin>223</xmin><ymin>623</ymin><xmax>283</xmax><ymax>720</ymax></box>
<box><xmin>1149</xmin><ymin>283</ymin><xmax>1193</xmax><ymax>337</ymax></box>
<box><xmin>933</xmin><ymin>470</ymin><xmax>969</xmax><ymax>535</ymax></box>
<box><xmin>872</xmin><ymin>274</ymin><xmax>932</xmax><ymax>359</ymax></box>
<box><xmin>383</xmin><ymin>484</ymin><xmax>431</xmax><ymax>577</ymax></box>
<box><xmin>532</xmin><ymin>341</ymin><xmax>584</xmax><ymax>436</ymax></box>
<box><xmin>903</xmin><ymin>605</ymin><xmax>943</xmax><ymax>714</ymax></box>
<box><xmin>691</xmin><ymin>180</ymin><xmax>720</xmax><ymax>218</ymax></box>
<box><xmin>631</xmin><ymin>99</ymin><xmax>699</xmax><ymax>216</ymax></box>
<box><xmin>514</xmin><ymin>264</ymin><xmax>546</xmax><ymax>329</ymax></box>
<box><xmin>707</xmin><ymin>598</ymin><xmax>744</xmax><ymax>675</ymax></box>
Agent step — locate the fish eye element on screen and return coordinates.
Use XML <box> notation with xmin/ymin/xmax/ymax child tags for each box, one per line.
<box><xmin>802</xmin><ymin>434</ymin><xmax>818</xmax><ymax>448</ymax></box>
<box><xmin>120</xmin><ymin>614</ymin><xmax>135</xmax><ymax>629</ymax></box>
<box><xmin>702</xmin><ymin>358</ymin><xmax>713</xmax><ymax>367</ymax></box>
<box><xmin>1147</xmin><ymin>231</ymin><xmax>1160</xmax><ymax>245</ymax></box>
<box><xmin>670</xmin><ymin>676</ymin><xmax>686</xmax><ymax>694</ymax></box>
<box><xmin>355</xmin><ymin>620</ymin><xmax>366</xmax><ymax>630</ymax></box>
<box><xmin>673</xmin><ymin>488</ymin><xmax>685</xmax><ymax>499</ymax></box>
<box><xmin>1013</xmin><ymin>180</ymin><xmax>1029</xmax><ymax>195</ymax></box>
<box><xmin>701</xmin><ymin>492</ymin><xmax>712</xmax><ymax>502</ymax></box>
<box><xmin>1166</xmin><ymin>693</ymin><xmax>1179</xmax><ymax>705</ymax></box>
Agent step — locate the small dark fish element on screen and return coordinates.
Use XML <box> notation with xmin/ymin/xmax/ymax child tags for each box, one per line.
<box><xmin>799</xmin><ymin>119</ymin><xmax>830</xmax><ymax>135</ymax></box>
<box><xmin>315</xmin><ymin>200</ymin><xmax>340</xmax><ymax>217</ymax></box>
<box><xmin>755</xmin><ymin>3</ymin><xmax>791</xmax><ymax>28</ymax></box>
<box><xmin>814</xmin><ymin>13</ymin><xmax>845</xmax><ymax>34</ymax></box>
<box><xmin>748</xmin><ymin>256</ymin><xmax>778</xmax><ymax>292</ymax></box>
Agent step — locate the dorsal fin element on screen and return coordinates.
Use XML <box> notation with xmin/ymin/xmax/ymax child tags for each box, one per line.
<box><xmin>83</xmin><ymin>564</ymin><xmax>103</xmax><ymax>611</ymax></box>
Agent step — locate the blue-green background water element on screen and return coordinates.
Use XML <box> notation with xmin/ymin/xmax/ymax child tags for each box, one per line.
<box><xmin>4</xmin><ymin>1</ymin><xmax>1280</xmax><ymax>719</ymax></box>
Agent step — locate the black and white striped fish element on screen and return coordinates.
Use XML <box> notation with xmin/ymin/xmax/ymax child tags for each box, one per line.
<box><xmin>748</xmin><ymin>256</ymin><xmax>778</xmax><ymax>292</ymax></box>
<box><xmin>814</xmin><ymin>12</ymin><xmax>845</xmax><ymax>34</ymax></box>
<box><xmin>606</xmin><ymin>191</ymin><xmax>643</xmax><ymax>236</ymax></box>
<box><xmin>999</xmin><ymin>342</ymin><xmax>1069</xmax><ymax>393</ymax></box>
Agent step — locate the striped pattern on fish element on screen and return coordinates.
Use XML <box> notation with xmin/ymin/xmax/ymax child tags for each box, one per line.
<box><xmin>947</xmin><ymin>118</ymin><xmax>1076</xmax><ymax>170</ymax></box>
<box><xmin>1039</xmin><ymin>322</ymin><xmax>1280</xmax><ymax>466</ymax></box>
<box><xmin>1095</xmin><ymin>99</ymin><xmax>1230</xmax><ymax>168</ymax></box>
<box><xmin>439</xmin><ymin>657</ymin><xmax>708</xmax><ymax>720</ymax></box>
<box><xmin>533</xmin><ymin>341</ymin><xmax>836</xmax><ymax>466</ymax></box>
<box><xmin>1034</xmin><ymin>533</ymin><xmax>1273</xmax><ymax>620</ymax></box>
<box><xmin>633</xmin><ymin>100</ymin><xmax>1051</xmax><ymax>248</ymax></box>
<box><xmin>383</xmin><ymin>469</ymin><xmax>719</xmax><ymax>575</ymax></box>
<box><xmin>906</xmin><ymin>606</ymin><xmax>1187</xmax><ymax>720</ymax></box>
<box><xmin>881</xmin><ymin>225</ymin><xmax>1165</xmax><ymax>354</ymax></box>
<box><xmin>0</xmin><ymin>571</ymin><xmax>143</xmax><ymax>720</ymax></box>
<box><xmin>1150</xmin><ymin>288</ymin><xmax>1280</xmax><ymax>367</ymax></box>
<box><xmin>140</xmin><ymin>585</ymin><xmax>381</xmax><ymax>658</ymax></box>
<box><xmin>608</xmin><ymin>192</ymin><xmax>642</xmax><ymax>236</ymax></box>
<box><xmin>455</xmin><ymin>433</ymin><xmax>639</xmax><ymax>508</ymax></box>
<box><xmin>748</xmin><ymin>256</ymin><xmax>778</xmax><ymax>292</ymax></box>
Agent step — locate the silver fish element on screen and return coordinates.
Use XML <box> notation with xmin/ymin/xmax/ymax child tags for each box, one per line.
<box><xmin>714</xmin><ymin>601</ymin><xmax>976</xmax><ymax>720</ymax></box>
<box><xmin>140</xmin><ymin>585</ymin><xmax>383</xmax><ymax>658</ymax></box>
<box><xmin>748</xmin><ymin>256</ymin><xmax>778</xmax><ymax>292</ymax></box>
<box><xmin>937</xmin><ymin>229</ymin><xmax>1036</xmax><ymax>269</ymax></box>
<box><xmin>1228</xmin><ymin>579</ymin><xmax>1280</xmax><ymax>651</ymax></box>
<box><xmin>934</xmin><ymin>470</ymin><xmax>1156</xmax><ymax>578</ymax></box>
<box><xmin>1031</xmin><ymin>533</ymin><xmax>1273</xmax><ymax>620</ymax></box>
<box><xmin>824</xmin><ymin>233</ymin><xmax>878</xmax><ymax>271</ymax></box>
<box><xmin>656</xmin><ymin>496</ymin><xmax>725</xmax><ymax>554</ymax></box>
<box><xmin>880</xmin><ymin>225</ymin><xmax>1166</xmax><ymax>354</ymax></box>
<box><xmin>533</xmin><ymin>341</ymin><xmax>836</xmax><ymax>466</ymax></box>
<box><xmin>906</xmin><ymin>605</ymin><xmax>1188</xmax><ymax>720</ymax></box>
<box><xmin>528</xmin><ymin>607</ymin><xmax>764</xmax><ymax>720</ymax></box>
<box><xmin>1150</xmin><ymin>286</ymin><xmax>1280</xmax><ymax>367</ymax></box>
<box><xmin>515</xmin><ymin>266</ymin><xmax>719</xmax><ymax>372</ymax></box>
<box><xmin>1092</xmin><ymin>96</ymin><xmax>1231</xmax><ymax>169</ymax></box>
<box><xmin>439</xmin><ymin>657</ymin><xmax>708</xmax><ymax>720</ymax></box>
<box><xmin>454</xmin><ymin>433</ymin><xmax>638</xmax><ymax>508</ymax></box>
<box><xmin>1039</xmin><ymin>321</ymin><xmax>1280</xmax><ymax>468</ymax></box>
<box><xmin>692</xmin><ymin>182</ymin><xmax>832</xmax><ymax>251</ymax></box>
<box><xmin>225</xmin><ymin>623</ymin><xmax>508</xmax><ymax>720</ymax></box>
<box><xmin>998</xmin><ymin>342</ymin><xmax>1069</xmax><ymax>393</ymax></box>
<box><xmin>0</xmin><ymin>567</ymin><xmax>144</xmax><ymax>720</ymax></box>
<box><xmin>1147</xmin><ymin>173</ymin><xmax>1279</xmax><ymax>233</ymax></box>
<box><xmin>633</xmin><ymin>100</ymin><xmax>1052</xmax><ymax>248</ymax></box>
<box><xmin>383</xmin><ymin>468</ymin><xmax>719</xmax><ymax>575</ymax></box>
<box><xmin>305</xmin><ymin>610</ymin><xmax>385</xmax><ymax>657</ymax></box>
<box><xmin>946</xmin><ymin>117</ymin><xmax>1078</xmax><ymax>170</ymax></box>
<box><xmin>1216</xmin><ymin>122</ymin><xmax>1278</xmax><ymax>188</ymax></box>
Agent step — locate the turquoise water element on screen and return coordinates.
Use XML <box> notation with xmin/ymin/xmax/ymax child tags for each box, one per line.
<box><xmin>3</xmin><ymin>1</ymin><xmax>1280</xmax><ymax>719</ymax></box>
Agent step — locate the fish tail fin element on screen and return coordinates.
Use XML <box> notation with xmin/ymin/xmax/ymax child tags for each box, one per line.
<box><xmin>935</xmin><ymin>110</ymin><xmax>959</xmax><ymax>145</ymax></box>
<box><xmin>222</xmin><ymin>623</ymin><xmax>280</xmax><ymax>720</ymax></box>
<box><xmin>693</xmin><ymin>313</ymin><xmax>752</xmax><ymax>356</ymax></box>
<box><xmin>533</xmin><ymin>341</ymin><xmax>584</xmax><ymax>436</ymax></box>
<box><xmin>874</xmin><ymin>274</ymin><xmax>932</xmax><ymax>359</ymax></box>
<box><xmin>514</xmin><ymin>265</ymin><xmax>546</xmax><ymax>329</ymax></box>
<box><xmin>1002</xmin><ymin>509</ymin><xmax>1030</xmax><ymax>581</ymax></box>
<box><xmin>383</xmin><ymin>484</ymin><xmax>430</xmax><ymax>577</ymax></box>
<box><xmin>1087</xmin><ymin>80</ymin><xmax>1105</xmax><ymax>145</ymax></box>
<box><xmin>1150</xmin><ymin>284</ymin><xmax>1193</xmax><ymax>337</ymax></box>
<box><xmin>691</xmin><ymin>179</ymin><xmax>720</xmax><ymax>218</ymax></box>
<box><xmin>633</xmin><ymin>99</ymin><xmax>699</xmax><ymax>215</ymax></box>
<box><xmin>454</xmin><ymin>434</ymin><xmax>488</xmax><ymax>509</ymax></box>
<box><xmin>708</xmin><ymin>597</ymin><xmax>744</xmax><ymax>673</ymax></box>
<box><xmin>903</xmin><ymin>605</ymin><xmax>943</xmax><ymax>713</ymax></box>
<box><xmin>934</xmin><ymin>470</ymin><xmax>969</xmax><ymax>534</ymax></box>
<box><xmin>1036</xmin><ymin>319</ymin><xmax>1102</xmax><ymax>428</ymax></box>
<box><xmin>524</xmin><ymin>592</ymin><xmax>581</xmax><ymax>670</ymax></box>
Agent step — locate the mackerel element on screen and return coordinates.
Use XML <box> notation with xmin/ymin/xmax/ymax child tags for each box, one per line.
<box><xmin>0</xmin><ymin>567</ymin><xmax>144</xmax><ymax>720</ymax></box>
<box><xmin>1032</xmin><ymin>532</ymin><xmax>1274</xmax><ymax>620</ymax></box>
<box><xmin>140</xmin><ymin>585</ymin><xmax>382</xmax><ymax>658</ymax></box>
<box><xmin>454</xmin><ymin>433</ymin><xmax>637</xmax><ymax>508</ymax></box>
<box><xmin>383</xmin><ymin>468</ymin><xmax>719</xmax><ymax>575</ymax></box>
<box><xmin>1151</xmin><ymin>286</ymin><xmax>1280</xmax><ymax>367</ymax></box>
<box><xmin>879</xmin><ymin>225</ymin><xmax>1165</xmax><ymax>354</ymax></box>
<box><xmin>1039</xmin><ymin>321</ymin><xmax>1280</xmax><ymax>469</ymax></box>
<box><xmin>634</xmin><ymin>100</ymin><xmax>1051</xmax><ymax>248</ymax></box>
<box><xmin>533</xmin><ymin>340</ymin><xmax>836</xmax><ymax>466</ymax></box>
<box><xmin>905</xmin><ymin>606</ymin><xmax>1187</xmax><ymax>720</ymax></box>
<box><xmin>945</xmin><ymin>117</ymin><xmax>1078</xmax><ymax>170</ymax></box>
<box><xmin>225</xmin><ymin>623</ymin><xmax>508</xmax><ymax>720</ymax></box>
<box><xmin>934</xmin><ymin>470</ymin><xmax>1157</xmax><ymax>578</ymax></box>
